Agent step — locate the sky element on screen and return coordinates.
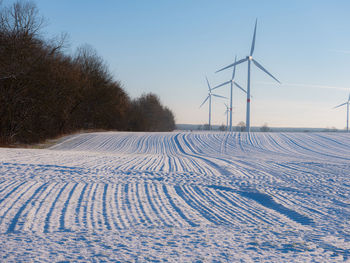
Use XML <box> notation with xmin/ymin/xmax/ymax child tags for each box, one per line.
<box><xmin>3</xmin><ymin>0</ymin><xmax>350</xmax><ymax>128</ymax></box>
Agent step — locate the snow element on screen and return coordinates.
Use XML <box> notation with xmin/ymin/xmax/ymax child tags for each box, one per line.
<box><xmin>0</xmin><ymin>131</ymin><xmax>350</xmax><ymax>261</ymax></box>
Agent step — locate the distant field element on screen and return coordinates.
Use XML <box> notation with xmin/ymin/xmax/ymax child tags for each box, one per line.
<box><xmin>0</xmin><ymin>132</ymin><xmax>349</xmax><ymax>261</ymax></box>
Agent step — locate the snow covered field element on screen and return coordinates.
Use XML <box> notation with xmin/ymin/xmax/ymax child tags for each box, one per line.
<box><xmin>0</xmin><ymin>131</ymin><xmax>350</xmax><ymax>262</ymax></box>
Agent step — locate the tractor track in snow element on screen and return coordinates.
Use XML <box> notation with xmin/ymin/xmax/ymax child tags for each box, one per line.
<box><xmin>1</xmin><ymin>131</ymin><xmax>350</xmax><ymax>261</ymax></box>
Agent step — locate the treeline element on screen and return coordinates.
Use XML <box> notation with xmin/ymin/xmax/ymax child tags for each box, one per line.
<box><xmin>0</xmin><ymin>1</ymin><xmax>175</xmax><ymax>144</ymax></box>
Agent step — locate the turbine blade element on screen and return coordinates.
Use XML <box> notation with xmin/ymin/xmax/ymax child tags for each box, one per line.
<box><xmin>252</xmin><ymin>59</ymin><xmax>281</xmax><ymax>84</ymax></box>
<box><xmin>234</xmin><ymin>82</ymin><xmax>247</xmax><ymax>94</ymax></box>
<box><xmin>212</xmin><ymin>94</ymin><xmax>228</xmax><ymax>99</ymax></box>
<box><xmin>200</xmin><ymin>96</ymin><xmax>209</xmax><ymax>108</ymax></box>
<box><xmin>216</xmin><ymin>57</ymin><xmax>248</xmax><ymax>73</ymax></box>
<box><xmin>232</xmin><ymin>55</ymin><xmax>237</xmax><ymax>79</ymax></box>
<box><xmin>348</xmin><ymin>93</ymin><xmax>350</xmax><ymax>102</ymax></box>
<box><xmin>212</xmin><ymin>80</ymin><xmax>231</xmax><ymax>90</ymax></box>
<box><xmin>333</xmin><ymin>102</ymin><xmax>347</xmax><ymax>109</ymax></box>
<box><xmin>205</xmin><ymin>76</ymin><xmax>211</xmax><ymax>91</ymax></box>
<box><xmin>250</xmin><ymin>19</ymin><xmax>258</xmax><ymax>56</ymax></box>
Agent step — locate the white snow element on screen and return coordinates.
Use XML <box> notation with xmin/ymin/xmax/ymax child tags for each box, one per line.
<box><xmin>0</xmin><ymin>131</ymin><xmax>350</xmax><ymax>261</ymax></box>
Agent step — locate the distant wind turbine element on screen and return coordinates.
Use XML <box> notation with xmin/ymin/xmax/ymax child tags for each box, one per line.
<box><xmin>200</xmin><ymin>77</ymin><xmax>227</xmax><ymax>130</ymax></box>
<box><xmin>224</xmin><ymin>103</ymin><xmax>230</xmax><ymax>130</ymax></box>
<box><xmin>212</xmin><ymin>56</ymin><xmax>247</xmax><ymax>132</ymax></box>
<box><xmin>216</xmin><ymin>19</ymin><xmax>281</xmax><ymax>132</ymax></box>
<box><xmin>333</xmin><ymin>93</ymin><xmax>350</xmax><ymax>132</ymax></box>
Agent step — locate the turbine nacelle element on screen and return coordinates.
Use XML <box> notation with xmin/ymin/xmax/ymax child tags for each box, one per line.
<box><xmin>247</xmin><ymin>56</ymin><xmax>253</xmax><ymax>61</ymax></box>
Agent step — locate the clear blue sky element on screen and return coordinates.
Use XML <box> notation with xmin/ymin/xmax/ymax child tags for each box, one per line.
<box><xmin>4</xmin><ymin>0</ymin><xmax>350</xmax><ymax>128</ymax></box>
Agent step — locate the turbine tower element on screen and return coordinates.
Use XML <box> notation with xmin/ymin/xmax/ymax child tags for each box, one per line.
<box><xmin>200</xmin><ymin>77</ymin><xmax>227</xmax><ymax>130</ymax></box>
<box><xmin>212</xmin><ymin>56</ymin><xmax>247</xmax><ymax>132</ymax></box>
<box><xmin>216</xmin><ymin>19</ymin><xmax>280</xmax><ymax>132</ymax></box>
<box><xmin>333</xmin><ymin>93</ymin><xmax>350</xmax><ymax>132</ymax></box>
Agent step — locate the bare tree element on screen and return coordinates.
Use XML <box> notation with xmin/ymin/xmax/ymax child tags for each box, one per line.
<box><xmin>236</xmin><ymin>121</ymin><xmax>246</xmax><ymax>132</ymax></box>
<box><xmin>129</xmin><ymin>93</ymin><xmax>175</xmax><ymax>132</ymax></box>
<box><xmin>260</xmin><ymin>123</ymin><xmax>270</xmax><ymax>132</ymax></box>
<box><xmin>0</xmin><ymin>0</ymin><xmax>45</xmax><ymax>38</ymax></box>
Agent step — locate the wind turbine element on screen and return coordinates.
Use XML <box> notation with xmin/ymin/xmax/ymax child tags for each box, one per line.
<box><xmin>216</xmin><ymin>19</ymin><xmax>281</xmax><ymax>132</ymax></box>
<box><xmin>212</xmin><ymin>56</ymin><xmax>247</xmax><ymax>132</ymax></box>
<box><xmin>224</xmin><ymin>103</ymin><xmax>230</xmax><ymax>130</ymax></box>
<box><xmin>333</xmin><ymin>93</ymin><xmax>350</xmax><ymax>132</ymax></box>
<box><xmin>200</xmin><ymin>77</ymin><xmax>227</xmax><ymax>130</ymax></box>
